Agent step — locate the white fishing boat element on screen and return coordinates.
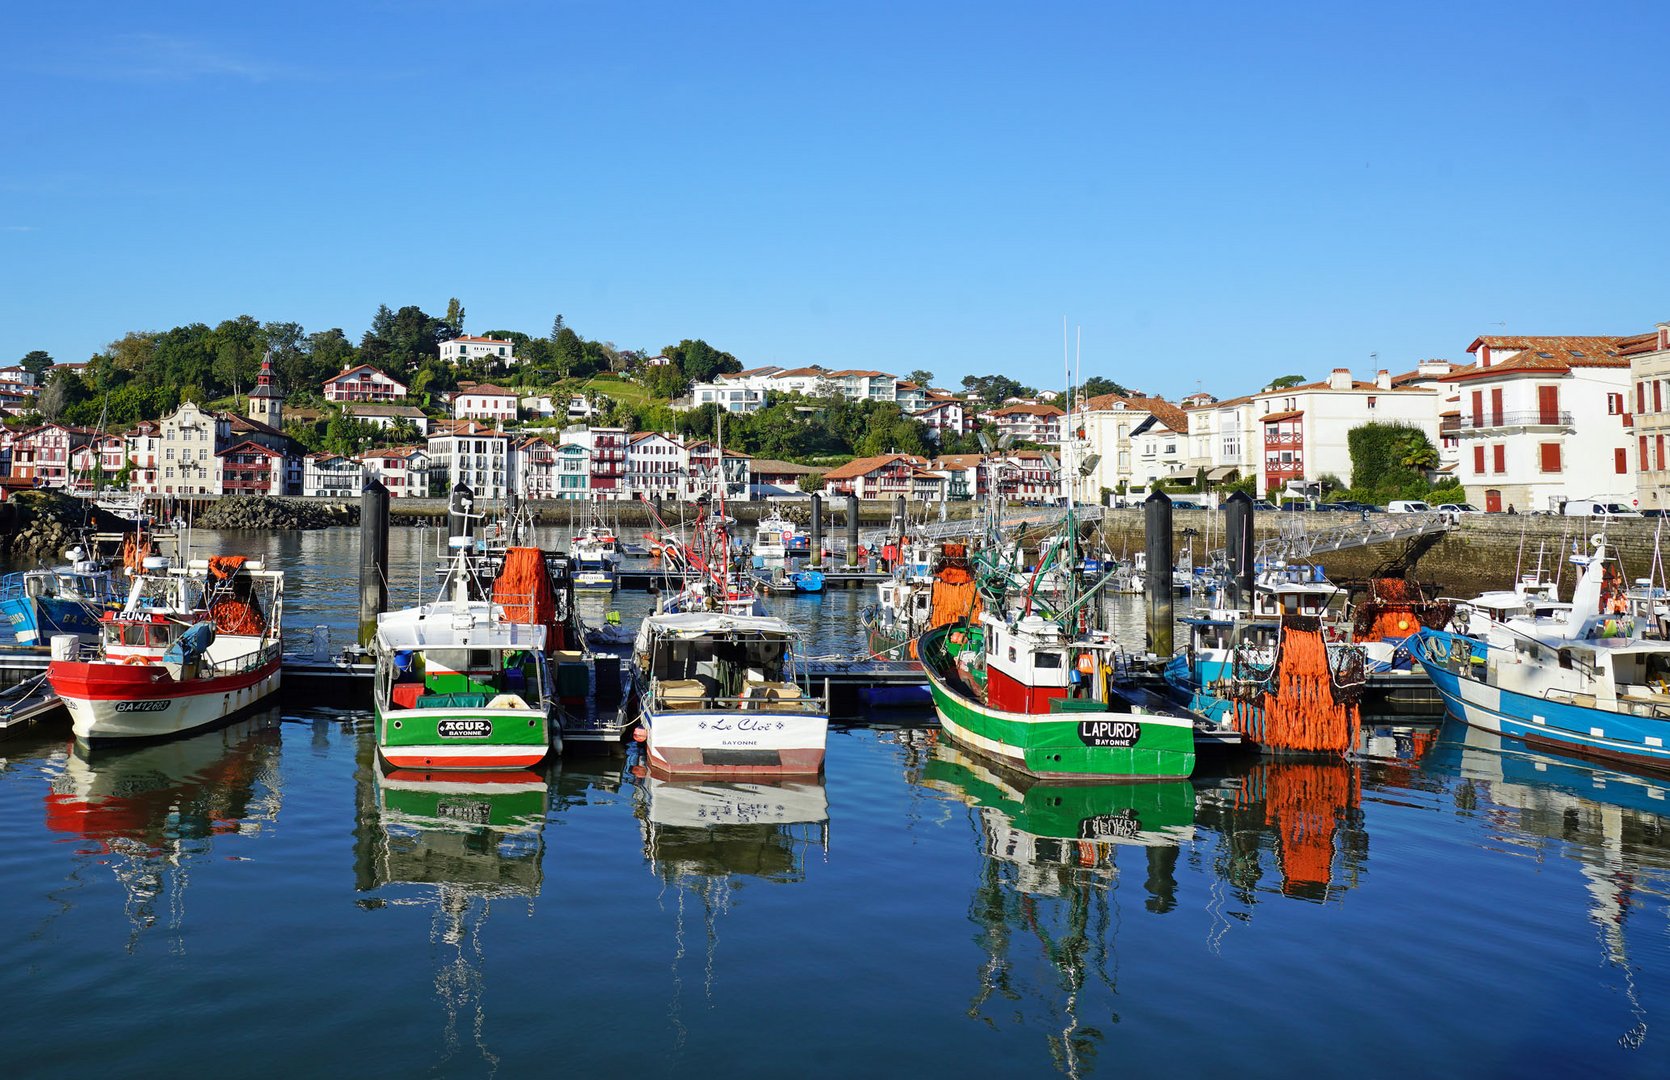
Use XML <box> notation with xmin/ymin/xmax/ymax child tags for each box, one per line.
<box><xmin>751</xmin><ymin>510</ymin><xmax>808</xmax><ymax>563</ymax></box>
<box><xmin>627</xmin><ymin>611</ymin><xmax>828</xmax><ymax>777</ymax></box>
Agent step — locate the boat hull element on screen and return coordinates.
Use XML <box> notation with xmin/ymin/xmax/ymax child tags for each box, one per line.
<box><xmin>921</xmin><ymin>628</ymin><xmax>1195</xmax><ymax>781</ymax></box>
<box><xmin>640</xmin><ymin>705</ymin><xmax>827</xmax><ymax>777</ymax></box>
<box><xmin>1414</xmin><ymin>629</ymin><xmax>1670</xmax><ymax>775</ymax></box>
<box><xmin>377</xmin><ymin>705</ymin><xmax>551</xmax><ymax>770</ymax></box>
<box><xmin>49</xmin><ymin>653</ymin><xmax>282</xmax><ymax>742</ymax></box>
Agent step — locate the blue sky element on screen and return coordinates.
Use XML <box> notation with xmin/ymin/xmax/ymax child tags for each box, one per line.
<box><xmin>4</xmin><ymin>1</ymin><xmax>1667</xmax><ymax>399</ymax></box>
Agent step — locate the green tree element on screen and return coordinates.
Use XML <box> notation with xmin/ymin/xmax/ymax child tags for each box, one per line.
<box><xmin>443</xmin><ymin>297</ymin><xmax>466</xmax><ymax>337</ymax></box>
<box><xmin>1080</xmin><ymin>375</ymin><xmax>1131</xmax><ymax>399</ymax></box>
<box><xmin>663</xmin><ymin>339</ymin><xmax>741</xmax><ymax>383</ymax></box>
<box><xmin>639</xmin><ymin>364</ymin><xmax>690</xmax><ymax>400</ymax></box>
<box><xmin>1265</xmin><ymin>374</ymin><xmax>1307</xmax><ymax>390</ymax></box>
<box><xmin>19</xmin><ymin>350</ymin><xmax>53</xmax><ymax>378</ymax></box>
<box><xmin>908</xmin><ymin>369</ymin><xmax>934</xmax><ymax>387</ymax></box>
<box><xmin>210</xmin><ymin>314</ymin><xmax>265</xmax><ymax>398</ymax></box>
<box><xmin>798</xmin><ymin>472</ymin><xmax>826</xmax><ymax>493</ymax></box>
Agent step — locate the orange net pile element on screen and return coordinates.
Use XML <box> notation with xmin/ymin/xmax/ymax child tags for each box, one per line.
<box><xmin>1352</xmin><ymin>577</ymin><xmax>1454</xmax><ymax>640</ymax></box>
<box><xmin>205</xmin><ymin>555</ymin><xmax>265</xmax><ymax>634</ymax></box>
<box><xmin>1261</xmin><ymin>624</ymin><xmax>1359</xmax><ymax>754</ymax></box>
<box><xmin>211</xmin><ymin>598</ymin><xmax>265</xmax><ymax>635</ymax></box>
<box><xmin>928</xmin><ymin>544</ymin><xmax>982</xmax><ymax>631</ymax></box>
<box><xmin>493</xmin><ymin>547</ymin><xmax>561</xmax><ymax>647</ymax></box>
<box><xmin>120</xmin><ymin>534</ymin><xmax>155</xmax><ymax>576</ymax></box>
<box><xmin>208</xmin><ymin>555</ymin><xmax>247</xmax><ymax>580</ymax></box>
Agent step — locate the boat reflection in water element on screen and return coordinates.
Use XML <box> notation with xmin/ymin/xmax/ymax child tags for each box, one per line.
<box><xmin>635</xmin><ymin>771</ymin><xmax>829</xmax><ymax>1042</ymax></box>
<box><xmin>354</xmin><ymin>758</ymin><xmax>551</xmax><ymax>1072</ymax></box>
<box><xmin>918</xmin><ymin>735</ymin><xmax>1195</xmax><ymax>1078</ymax></box>
<box><xmin>1425</xmin><ymin>719</ymin><xmax>1670</xmax><ymax>1052</ymax></box>
<box><xmin>1194</xmin><ymin>757</ymin><xmax>1368</xmax><ymax>906</ymax></box>
<box><xmin>43</xmin><ymin>707</ymin><xmax>284</xmax><ymax>948</ymax></box>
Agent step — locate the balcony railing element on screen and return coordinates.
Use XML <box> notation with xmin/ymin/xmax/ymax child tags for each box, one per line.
<box><xmin>1264</xmin><ymin>432</ymin><xmax>1303</xmax><ymax>447</ymax></box>
<box><xmin>1464</xmin><ymin>411</ymin><xmax>1573</xmax><ymax>429</ymax></box>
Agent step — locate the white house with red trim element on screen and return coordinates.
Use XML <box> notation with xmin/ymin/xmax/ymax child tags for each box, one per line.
<box><xmin>914</xmin><ymin>398</ymin><xmax>975</xmax><ymax>438</ymax></box>
<box><xmin>10</xmin><ymin>424</ymin><xmax>95</xmax><ymax>489</ymax></box>
<box><xmin>303</xmin><ymin>453</ymin><xmax>364</xmax><ymax>498</ymax></box>
<box><xmin>1445</xmin><ymin>336</ymin><xmax>1636</xmax><ymax>513</ymax></box>
<box><xmin>323</xmin><ymin>364</ymin><xmax>408</xmax><ymax>403</ymax></box>
<box><xmin>1629</xmin><ymin>323</ymin><xmax>1670</xmax><ymax>511</ymax></box>
<box><xmin>984</xmin><ymin>403</ymin><xmax>1064</xmax><ymax>444</ymax></box>
<box><xmin>360</xmin><ymin>446</ymin><xmax>431</xmax><ymax>499</ymax></box>
<box><xmin>1253</xmin><ymin>369</ymin><xmax>1439</xmax><ymax>497</ymax></box>
<box><xmin>216</xmin><ymin>440</ymin><xmax>293</xmax><ymax>497</ymax></box>
<box><xmin>821</xmin><ymin>453</ymin><xmax>922</xmax><ymax>500</ymax></box>
<box><xmin>452</xmin><ymin>383</ymin><xmax>519</xmax><ymax>423</ymax></box>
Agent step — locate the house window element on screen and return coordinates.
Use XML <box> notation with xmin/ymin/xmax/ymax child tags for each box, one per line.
<box><xmin>1608</xmin><ymin>393</ymin><xmax>1625</xmax><ymax>416</ymax></box>
<box><xmin>1367</xmin><ymin>396</ymin><xmax>1377</xmax><ymax>409</ymax></box>
<box><xmin>1473</xmin><ymin>446</ymin><xmax>1485</xmax><ymax>474</ymax></box>
<box><xmin>1538</xmin><ymin>442</ymin><xmax>1561</xmax><ymax>473</ymax></box>
<box><xmin>1493</xmin><ymin>444</ymin><xmax>1506</xmax><ymax>474</ymax></box>
<box><xmin>1641</xmin><ymin>435</ymin><xmax>1650</xmax><ymax>469</ymax></box>
<box><xmin>1616</xmin><ymin>448</ymin><xmax>1628</xmax><ymax>474</ymax></box>
<box><xmin>1658</xmin><ymin>435</ymin><xmax>1666</xmax><ymax>471</ymax></box>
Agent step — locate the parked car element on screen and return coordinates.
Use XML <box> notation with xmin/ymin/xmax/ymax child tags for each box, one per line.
<box><xmin>1251</xmin><ymin>499</ymin><xmax>1279</xmax><ymax>511</ymax></box>
<box><xmin>1169</xmin><ymin>499</ymin><xmax>1206</xmax><ymax>511</ymax></box>
<box><xmin>1436</xmin><ymin>503</ymin><xmax>1484</xmax><ymax>515</ymax></box>
<box><xmin>1387</xmin><ymin>500</ymin><xmax>1433</xmax><ymax>513</ymax></box>
<box><xmin>1562</xmin><ymin>500</ymin><xmax>1643</xmax><ymax>519</ymax></box>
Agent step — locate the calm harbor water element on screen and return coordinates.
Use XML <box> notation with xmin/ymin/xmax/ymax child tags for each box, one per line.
<box><xmin>2</xmin><ymin>527</ymin><xmax>1668</xmax><ymax>1076</ymax></box>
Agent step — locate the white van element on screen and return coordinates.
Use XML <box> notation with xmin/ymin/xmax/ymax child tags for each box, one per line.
<box><xmin>1562</xmin><ymin>500</ymin><xmax>1642</xmax><ymax>518</ymax></box>
<box><xmin>1387</xmin><ymin>500</ymin><xmax>1432</xmax><ymax>513</ymax></box>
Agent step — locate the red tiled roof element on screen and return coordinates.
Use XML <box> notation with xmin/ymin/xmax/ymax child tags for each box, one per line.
<box><xmin>770</xmin><ymin>367</ymin><xmax>827</xmax><ymax>379</ymax></box>
<box><xmin>458</xmin><ymin>383</ymin><xmax>516</xmax><ymax>397</ymax></box>
<box><xmin>324</xmin><ymin>364</ymin><xmax>405</xmax><ymax>387</ymax></box>
<box><xmin>1260</xmin><ymin>410</ymin><xmax>1305</xmax><ymax>423</ymax></box>
<box><xmin>1083</xmin><ymin>393</ymin><xmax>1188</xmax><ymax>433</ymax></box>
<box><xmin>822</xmin><ymin>453</ymin><xmax>916</xmax><ymax>481</ymax></box>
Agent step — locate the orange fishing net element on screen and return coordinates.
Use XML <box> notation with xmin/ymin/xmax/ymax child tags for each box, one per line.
<box><xmin>211</xmin><ymin>598</ymin><xmax>265</xmax><ymax>635</ymax></box>
<box><xmin>1260</xmin><ymin>625</ymin><xmax>1360</xmax><ymax>754</ymax></box>
<box><xmin>208</xmin><ymin>555</ymin><xmax>247</xmax><ymax>581</ymax></box>
<box><xmin>1351</xmin><ymin>577</ymin><xmax>1454</xmax><ymax>639</ymax></box>
<box><xmin>928</xmin><ymin>566</ymin><xmax>982</xmax><ymax>631</ymax></box>
<box><xmin>121</xmin><ymin>534</ymin><xmax>155</xmax><ymax>575</ymax></box>
<box><xmin>493</xmin><ymin>547</ymin><xmax>560</xmax><ymax>646</ymax></box>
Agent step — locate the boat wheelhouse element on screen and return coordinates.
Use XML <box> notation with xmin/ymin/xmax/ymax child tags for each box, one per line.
<box><xmin>629</xmin><ymin>611</ymin><xmax>828</xmax><ymax>777</ymax></box>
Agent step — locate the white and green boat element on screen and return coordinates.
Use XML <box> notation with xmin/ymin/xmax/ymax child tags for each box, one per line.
<box><xmin>920</xmin><ymin>618</ymin><xmax>1197</xmax><ymax>781</ymax></box>
<box><xmin>919</xmin><ymin>393</ymin><xmax>1199</xmax><ymax>782</ymax></box>
<box><xmin>373</xmin><ymin>543</ymin><xmax>560</xmax><ymax>771</ymax></box>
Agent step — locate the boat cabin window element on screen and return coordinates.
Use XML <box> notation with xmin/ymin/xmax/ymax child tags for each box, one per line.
<box><xmin>1193</xmin><ymin>624</ymin><xmax>1231</xmax><ymax>650</ymax></box>
<box><xmin>25</xmin><ymin>576</ymin><xmax>48</xmax><ymax>598</ymax></box>
<box><xmin>1643</xmin><ymin>652</ymin><xmax>1670</xmax><ymax>687</ymax></box>
<box><xmin>1035</xmin><ymin>651</ymin><xmax>1061</xmax><ymax>669</ymax></box>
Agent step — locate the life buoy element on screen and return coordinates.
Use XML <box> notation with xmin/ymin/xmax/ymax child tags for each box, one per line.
<box><xmin>122</xmin><ymin>655</ymin><xmax>148</xmax><ymax>666</ymax></box>
<box><xmin>1076</xmin><ymin>653</ymin><xmax>1096</xmax><ymax>675</ymax></box>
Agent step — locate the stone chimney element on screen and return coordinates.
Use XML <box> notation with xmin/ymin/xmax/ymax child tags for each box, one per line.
<box><xmin>1418</xmin><ymin>359</ymin><xmax>1450</xmax><ymax>376</ymax></box>
<box><xmin>1328</xmin><ymin>368</ymin><xmax>1352</xmax><ymax>391</ymax></box>
<box><xmin>1658</xmin><ymin>322</ymin><xmax>1670</xmax><ymax>351</ymax></box>
<box><xmin>1375</xmin><ymin>369</ymin><xmax>1392</xmax><ymax>390</ymax></box>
